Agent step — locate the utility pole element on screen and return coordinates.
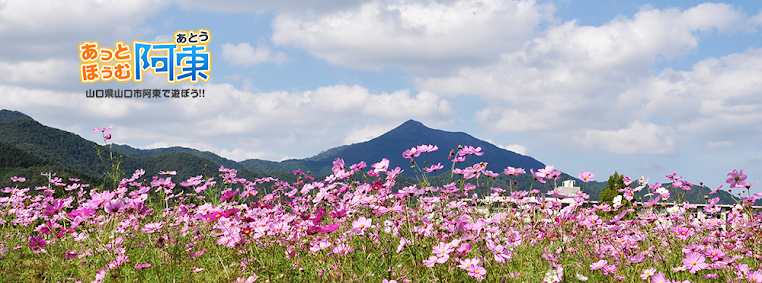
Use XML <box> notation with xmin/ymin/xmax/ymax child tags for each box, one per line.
<box><xmin>41</xmin><ymin>172</ymin><xmax>56</xmax><ymax>190</ymax></box>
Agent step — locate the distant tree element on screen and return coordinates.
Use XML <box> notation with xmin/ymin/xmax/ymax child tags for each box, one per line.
<box><xmin>599</xmin><ymin>171</ymin><xmax>625</xmax><ymax>204</ymax></box>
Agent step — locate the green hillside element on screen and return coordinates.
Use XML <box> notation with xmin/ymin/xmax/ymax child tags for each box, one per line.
<box><xmin>0</xmin><ymin>109</ymin><xmax>752</xmax><ymax>205</ymax></box>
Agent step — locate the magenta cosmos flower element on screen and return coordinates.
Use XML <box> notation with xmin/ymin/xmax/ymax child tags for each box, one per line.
<box><xmin>28</xmin><ymin>236</ymin><xmax>46</xmax><ymax>250</ymax></box>
<box><xmin>726</xmin><ymin>169</ymin><xmax>747</xmax><ymax>188</ymax></box>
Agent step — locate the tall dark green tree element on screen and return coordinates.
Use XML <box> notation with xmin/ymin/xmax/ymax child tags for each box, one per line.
<box><xmin>599</xmin><ymin>171</ymin><xmax>625</xmax><ymax>204</ymax></box>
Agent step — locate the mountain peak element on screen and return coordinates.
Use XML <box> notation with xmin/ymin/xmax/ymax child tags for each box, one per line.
<box><xmin>305</xmin><ymin>119</ymin><xmax>546</xmax><ymax>176</ymax></box>
<box><xmin>0</xmin><ymin>109</ymin><xmax>35</xmax><ymax>124</ymax></box>
<box><xmin>400</xmin><ymin>119</ymin><xmax>425</xmax><ymax>128</ymax></box>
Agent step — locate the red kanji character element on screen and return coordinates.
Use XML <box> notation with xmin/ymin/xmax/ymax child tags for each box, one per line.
<box><xmin>100</xmin><ymin>47</ymin><xmax>114</xmax><ymax>62</ymax></box>
<box><xmin>113</xmin><ymin>62</ymin><xmax>132</xmax><ymax>81</ymax></box>
<box><xmin>80</xmin><ymin>63</ymin><xmax>100</xmax><ymax>83</ymax></box>
<box><xmin>114</xmin><ymin>42</ymin><xmax>131</xmax><ymax>61</ymax></box>
<box><xmin>79</xmin><ymin>42</ymin><xmax>99</xmax><ymax>62</ymax></box>
<box><xmin>101</xmin><ymin>64</ymin><xmax>114</xmax><ymax>81</ymax></box>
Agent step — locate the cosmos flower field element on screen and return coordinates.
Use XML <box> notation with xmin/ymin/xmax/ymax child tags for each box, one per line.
<box><xmin>2</xmin><ymin>142</ymin><xmax>762</xmax><ymax>283</ymax></box>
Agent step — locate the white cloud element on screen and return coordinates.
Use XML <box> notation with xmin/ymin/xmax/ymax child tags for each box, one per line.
<box><xmin>342</xmin><ymin>123</ymin><xmax>395</xmax><ymax>145</ymax></box>
<box><xmin>622</xmin><ymin>48</ymin><xmax>762</xmax><ymax>144</ymax></box>
<box><xmin>415</xmin><ymin>3</ymin><xmax>757</xmax><ymax>153</ymax></box>
<box><xmin>0</xmin><ymin>0</ymin><xmax>162</xmax><ymax>61</ymax></box>
<box><xmin>642</xmin><ymin>163</ymin><xmax>664</xmax><ymax>171</ymax></box>
<box><xmin>170</xmin><ymin>0</ymin><xmax>366</xmax><ymax>14</ymax></box>
<box><xmin>0</xmin><ymin>59</ymin><xmax>74</xmax><ymax>84</ymax></box>
<box><xmin>271</xmin><ymin>0</ymin><xmax>549</xmax><ymax>74</ymax></box>
<box><xmin>498</xmin><ymin>144</ymin><xmax>528</xmax><ymax>155</ymax></box>
<box><xmin>0</xmin><ymin>0</ymin><xmax>158</xmax><ymax>33</ymax></box>
<box><xmin>574</xmin><ymin>121</ymin><xmax>677</xmax><ymax>155</ymax></box>
<box><xmin>0</xmin><ymin>81</ymin><xmax>453</xmax><ymax>160</ymax></box>
<box><xmin>221</xmin><ymin>43</ymin><xmax>288</xmax><ymax>66</ymax></box>
<box><xmin>218</xmin><ymin>148</ymin><xmax>294</xmax><ymax>162</ymax></box>
<box><xmin>707</xmin><ymin>141</ymin><xmax>733</xmax><ymax>149</ymax></box>
<box><xmin>140</xmin><ymin>141</ymin><xmax>292</xmax><ymax>162</ymax></box>
<box><xmin>484</xmin><ymin>138</ymin><xmax>529</xmax><ymax>155</ymax></box>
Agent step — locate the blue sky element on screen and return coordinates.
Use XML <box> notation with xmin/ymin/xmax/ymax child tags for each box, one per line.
<box><xmin>1</xmin><ymin>0</ymin><xmax>761</xmax><ymax>195</ymax></box>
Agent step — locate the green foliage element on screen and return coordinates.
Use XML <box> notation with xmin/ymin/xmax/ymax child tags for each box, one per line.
<box><xmin>0</xmin><ymin>141</ymin><xmax>50</xmax><ymax>168</ymax></box>
<box><xmin>599</xmin><ymin>171</ymin><xmax>625</xmax><ymax>204</ymax></box>
<box><xmin>0</xmin><ymin>109</ymin><xmax>34</xmax><ymax>123</ymax></box>
<box><xmin>0</xmin><ymin>119</ymin><xmax>105</xmax><ymax>176</ymax></box>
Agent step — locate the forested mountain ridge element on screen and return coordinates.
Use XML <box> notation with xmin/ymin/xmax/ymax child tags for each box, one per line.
<box><xmin>0</xmin><ymin>109</ymin><xmax>751</xmax><ymax>205</ymax></box>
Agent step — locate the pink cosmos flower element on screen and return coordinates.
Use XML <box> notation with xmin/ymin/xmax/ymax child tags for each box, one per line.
<box><xmin>270</xmin><ymin>222</ymin><xmax>290</xmax><ymax>234</ymax></box>
<box><xmin>432</xmin><ymin>242</ymin><xmax>453</xmax><ymax>258</ymax></box>
<box><xmin>491</xmin><ymin>244</ymin><xmax>511</xmax><ymax>263</ymax></box>
<box><xmin>94</xmin><ymin>269</ymin><xmax>107</xmax><ymax>282</ymax></box>
<box><xmin>416</xmin><ymin>144</ymin><xmax>438</xmax><ymax>153</ymax></box>
<box><xmin>350</xmin><ymin>161</ymin><xmax>367</xmax><ymax>171</ymax></box>
<box><xmin>331</xmin><ymin>158</ymin><xmax>346</xmax><ymax>176</ymax></box>
<box><xmin>640</xmin><ymin>268</ymin><xmax>656</xmax><ymax>279</ymax></box>
<box><xmin>331</xmin><ymin>243</ymin><xmax>353</xmax><ymax>255</ymax></box>
<box><xmin>682</xmin><ymin>252</ymin><xmax>707</xmax><ymax>273</ymax></box>
<box><xmin>89</xmin><ymin>190</ymin><xmax>116</xmax><ymax>208</ymax></box>
<box><xmin>578</xmin><ymin>171</ymin><xmax>594</xmax><ymax>182</ymax></box>
<box><xmin>589</xmin><ymin>259</ymin><xmax>606</xmax><ymax>270</ymax></box>
<box><xmin>547</xmin><ymin>169</ymin><xmax>562</xmax><ymax>180</ymax></box>
<box><xmin>504</xmin><ymin>167</ymin><xmax>525</xmax><ymax>176</ymax></box>
<box><xmin>351</xmin><ymin>217</ymin><xmax>372</xmax><ymax>235</ymax></box>
<box><xmin>457</xmin><ymin>242</ymin><xmax>472</xmax><ymax>255</ymax></box>
<box><xmin>583</xmin><ymin>215</ymin><xmax>601</xmax><ymax>227</ymax></box>
<box><xmin>651</xmin><ymin>272</ymin><xmax>668</xmax><ymax>283</ymax></box>
<box><xmin>236</xmin><ymin>275</ymin><xmax>259</xmax><ymax>283</ymax></box>
<box><xmin>426</xmin><ymin>163</ymin><xmax>444</xmax><ymax>172</ymax></box>
<box><xmin>530</xmin><ymin>168</ymin><xmax>547</xmax><ymax>184</ymax></box>
<box><xmin>458</xmin><ymin>258</ymin><xmax>481</xmax><ymax>270</ymax></box>
<box><xmin>402</xmin><ymin>147</ymin><xmax>420</xmax><ymax>160</ymax></box>
<box><xmin>673</xmin><ymin>226</ymin><xmax>692</xmax><ymax>240</ymax></box>
<box><xmin>748</xmin><ymin>271</ymin><xmax>762</xmax><ymax>283</ymax></box>
<box><xmin>219</xmin><ymin>188</ymin><xmax>239</xmax><ymax>202</ymax></box>
<box><xmin>602</xmin><ymin>265</ymin><xmax>617</xmax><ymax>275</ymax></box>
<box><xmin>458</xmin><ymin>146</ymin><xmax>483</xmax><ymax>156</ymax></box>
<box><xmin>10</xmin><ymin>176</ymin><xmax>25</xmax><ymax>182</ymax></box>
<box><xmin>704</xmin><ymin>247</ymin><xmax>725</xmax><ymax>261</ymax></box>
<box><xmin>665</xmin><ymin>172</ymin><xmax>682</xmax><ymax>181</ymax></box>
<box><xmin>372</xmin><ymin>158</ymin><xmax>390</xmax><ymax>173</ymax></box>
<box><xmin>467</xmin><ymin>265</ymin><xmax>487</xmax><ymax>281</ymax></box>
<box><xmin>104</xmin><ymin>199</ymin><xmax>124</xmax><ymax>214</ymax></box>
<box><xmin>141</xmin><ymin>222</ymin><xmax>164</xmax><ymax>234</ymax></box>
<box><xmin>726</xmin><ymin>169</ymin><xmax>753</xmax><ymax>188</ymax></box>
<box><xmin>423</xmin><ymin>255</ymin><xmax>445</xmax><ymax>267</ymax></box>
<box><xmin>386</xmin><ymin>167</ymin><xmax>403</xmax><ymax>180</ymax></box>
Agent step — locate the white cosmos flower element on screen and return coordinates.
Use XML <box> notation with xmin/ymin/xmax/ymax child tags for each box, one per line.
<box><xmin>576</xmin><ymin>273</ymin><xmax>589</xmax><ymax>281</ymax></box>
<box><xmin>612</xmin><ymin>195</ymin><xmax>623</xmax><ymax>207</ymax></box>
